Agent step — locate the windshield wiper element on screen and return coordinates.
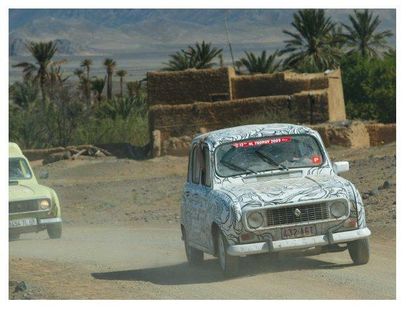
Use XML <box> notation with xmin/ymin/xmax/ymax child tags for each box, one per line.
<box><xmin>220</xmin><ymin>159</ymin><xmax>257</xmax><ymax>175</ymax></box>
<box><xmin>255</xmin><ymin>149</ymin><xmax>289</xmax><ymax>171</ymax></box>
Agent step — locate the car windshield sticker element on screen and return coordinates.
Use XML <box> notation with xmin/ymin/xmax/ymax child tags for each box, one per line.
<box><xmin>232</xmin><ymin>136</ymin><xmax>292</xmax><ymax>148</ymax></box>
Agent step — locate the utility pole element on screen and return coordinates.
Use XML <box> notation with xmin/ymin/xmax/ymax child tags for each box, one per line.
<box><xmin>224</xmin><ymin>11</ymin><xmax>236</xmax><ymax>70</ymax></box>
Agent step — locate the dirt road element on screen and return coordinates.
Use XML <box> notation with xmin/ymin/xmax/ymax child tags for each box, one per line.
<box><xmin>9</xmin><ymin>224</ymin><xmax>395</xmax><ymax>299</ymax></box>
<box><xmin>9</xmin><ymin>143</ymin><xmax>396</xmax><ymax>299</ymax></box>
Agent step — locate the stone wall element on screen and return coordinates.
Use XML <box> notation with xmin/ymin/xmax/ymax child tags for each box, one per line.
<box><xmin>231</xmin><ymin>72</ymin><xmax>329</xmax><ymax>99</ymax></box>
<box><xmin>147</xmin><ymin>67</ymin><xmax>235</xmax><ymax>105</ymax></box>
<box><xmin>146</xmin><ymin>67</ymin><xmax>350</xmax><ymax>156</ymax></box>
<box><xmin>365</xmin><ymin>123</ymin><xmax>396</xmax><ymax>146</ymax></box>
<box><xmin>149</xmin><ymin>91</ymin><xmax>329</xmax><ymax>142</ymax></box>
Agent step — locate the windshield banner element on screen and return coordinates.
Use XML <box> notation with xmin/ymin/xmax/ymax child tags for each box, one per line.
<box><xmin>232</xmin><ymin>136</ymin><xmax>292</xmax><ymax>148</ymax></box>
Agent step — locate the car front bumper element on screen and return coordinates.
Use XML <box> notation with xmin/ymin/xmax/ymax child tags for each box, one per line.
<box><xmin>9</xmin><ymin>216</ymin><xmax>62</xmax><ymax>234</ymax></box>
<box><xmin>227</xmin><ymin>227</ymin><xmax>371</xmax><ymax>256</ymax></box>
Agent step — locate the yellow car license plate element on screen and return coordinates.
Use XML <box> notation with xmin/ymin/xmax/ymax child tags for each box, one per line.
<box><xmin>9</xmin><ymin>218</ymin><xmax>37</xmax><ymax>228</ymax></box>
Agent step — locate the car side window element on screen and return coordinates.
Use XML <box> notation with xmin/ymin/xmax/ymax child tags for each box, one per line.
<box><xmin>187</xmin><ymin>146</ymin><xmax>193</xmax><ymax>182</ymax></box>
<box><xmin>191</xmin><ymin>145</ymin><xmax>201</xmax><ymax>184</ymax></box>
<box><xmin>202</xmin><ymin>146</ymin><xmax>211</xmax><ymax>187</ymax></box>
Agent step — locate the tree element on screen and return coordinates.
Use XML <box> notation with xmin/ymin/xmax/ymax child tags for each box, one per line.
<box><xmin>342</xmin><ymin>9</ymin><xmax>393</xmax><ymax>58</ymax></box>
<box><xmin>103</xmin><ymin>58</ymin><xmax>116</xmax><ymax>100</ymax></box>
<box><xmin>341</xmin><ymin>51</ymin><xmax>395</xmax><ymax>123</ymax></box>
<box><xmin>238</xmin><ymin>50</ymin><xmax>281</xmax><ymax>74</ymax></box>
<box><xmin>13</xmin><ymin>41</ymin><xmax>58</xmax><ymax>104</ymax></box>
<box><xmin>163</xmin><ymin>50</ymin><xmax>195</xmax><ymax>71</ymax></box>
<box><xmin>188</xmin><ymin>41</ymin><xmax>223</xmax><ymax>69</ymax></box>
<box><xmin>9</xmin><ymin>80</ymin><xmax>39</xmax><ymax>109</ymax></box>
<box><xmin>163</xmin><ymin>41</ymin><xmax>223</xmax><ymax>71</ymax></box>
<box><xmin>280</xmin><ymin>9</ymin><xmax>342</xmax><ymax>72</ymax></box>
<box><xmin>80</xmin><ymin>59</ymin><xmax>93</xmax><ymax>104</ymax></box>
<box><xmin>126</xmin><ymin>80</ymin><xmax>141</xmax><ymax>97</ymax></box>
<box><xmin>73</xmin><ymin>68</ymin><xmax>84</xmax><ymax>79</ymax></box>
<box><xmin>116</xmin><ymin>69</ymin><xmax>127</xmax><ymax>98</ymax></box>
<box><xmin>91</xmin><ymin>77</ymin><xmax>106</xmax><ymax>104</ymax></box>
<box><xmin>80</xmin><ymin>59</ymin><xmax>93</xmax><ymax>80</ymax></box>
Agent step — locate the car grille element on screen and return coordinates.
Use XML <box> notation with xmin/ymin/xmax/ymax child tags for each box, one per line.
<box><xmin>9</xmin><ymin>200</ymin><xmax>39</xmax><ymax>213</ymax></box>
<box><xmin>266</xmin><ymin>203</ymin><xmax>330</xmax><ymax>226</ymax></box>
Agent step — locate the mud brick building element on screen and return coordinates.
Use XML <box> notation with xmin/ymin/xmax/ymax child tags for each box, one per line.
<box><xmin>147</xmin><ymin>67</ymin><xmax>348</xmax><ymax>156</ymax></box>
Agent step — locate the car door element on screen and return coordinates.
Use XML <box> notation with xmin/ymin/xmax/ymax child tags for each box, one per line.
<box><xmin>183</xmin><ymin>143</ymin><xmax>212</xmax><ymax>249</ymax></box>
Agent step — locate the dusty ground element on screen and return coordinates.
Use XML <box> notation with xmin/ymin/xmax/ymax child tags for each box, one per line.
<box><xmin>9</xmin><ymin>143</ymin><xmax>396</xmax><ymax>299</ymax></box>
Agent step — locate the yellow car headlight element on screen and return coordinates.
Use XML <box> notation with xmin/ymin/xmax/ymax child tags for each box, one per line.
<box><xmin>39</xmin><ymin>199</ymin><xmax>50</xmax><ymax>210</ymax></box>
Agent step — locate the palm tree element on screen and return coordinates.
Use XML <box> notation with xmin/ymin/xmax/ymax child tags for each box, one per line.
<box><xmin>188</xmin><ymin>41</ymin><xmax>223</xmax><ymax>69</ymax></box>
<box><xmin>91</xmin><ymin>77</ymin><xmax>106</xmax><ymax>104</ymax></box>
<box><xmin>126</xmin><ymin>80</ymin><xmax>141</xmax><ymax>97</ymax></box>
<box><xmin>239</xmin><ymin>51</ymin><xmax>281</xmax><ymax>74</ymax></box>
<box><xmin>80</xmin><ymin>59</ymin><xmax>93</xmax><ymax>104</ymax></box>
<box><xmin>280</xmin><ymin>9</ymin><xmax>342</xmax><ymax>72</ymax></box>
<box><xmin>103</xmin><ymin>58</ymin><xmax>116</xmax><ymax>100</ymax></box>
<box><xmin>163</xmin><ymin>41</ymin><xmax>223</xmax><ymax>71</ymax></box>
<box><xmin>163</xmin><ymin>50</ymin><xmax>196</xmax><ymax>71</ymax></box>
<box><xmin>342</xmin><ymin>9</ymin><xmax>393</xmax><ymax>58</ymax></box>
<box><xmin>116</xmin><ymin>69</ymin><xmax>127</xmax><ymax>98</ymax></box>
<box><xmin>13</xmin><ymin>41</ymin><xmax>58</xmax><ymax>103</ymax></box>
<box><xmin>80</xmin><ymin>59</ymin><xmax>93</xmax><ymax>80</ymax></box>
<box><xmin>48</xmin><ymin>60</ymin><xmax>69</xmax><ymax>88</ymax></box>
<box><xmin>73</xmin><ymin>68</ymin><xmax>84</xmax><ymax>79</ymax></box>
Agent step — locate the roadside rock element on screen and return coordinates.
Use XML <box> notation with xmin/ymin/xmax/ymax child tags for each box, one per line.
<box><xmin>369</xmin><ymin>188</ymin><xmax>379</xmax><ymax>196</ymax></box>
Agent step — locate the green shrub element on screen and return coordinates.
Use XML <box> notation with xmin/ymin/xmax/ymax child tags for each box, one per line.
<box><xmin>341</xmin><ymin>52</ymin><xmax>396</xmax><ymax>123</ymax></box>
<box><xmin>72</xmin><ymin>113</ymin><xmax>149</xmax><ymax>146</ymax></box>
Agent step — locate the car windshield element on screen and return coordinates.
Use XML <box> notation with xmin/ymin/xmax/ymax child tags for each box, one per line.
<box><xmin>215</xmin><ymin>135</ymin><xmax>324</xmax><ymax>177</ymax></box>
<box><xmin>9</xmin><ymin>158</ymin><xmax>32</xmax><ymax>180</ymax></box>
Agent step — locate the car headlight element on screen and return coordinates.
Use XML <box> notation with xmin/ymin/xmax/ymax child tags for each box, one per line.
<box><xmin>329</xmin><ymin>200</ymin><xmax>348</xmax><ymax>218</ymax></box>
<box><xmin>247</xmin><ymin>211</ymin><xmax>264</xmax><ymax>229</ymax></box>
<box><xmin>39</xmin><ymin>199</ymin><xmax>50</xmax><ymax>210</ymax></box>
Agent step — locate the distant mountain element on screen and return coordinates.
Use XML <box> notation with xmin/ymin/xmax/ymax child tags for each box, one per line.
<box><xmin>9</xmin><ymin>9</ymin><xmax>396</xmax><ymax>56</ymax></box>
<box><xmin>9</xmin><ymin>36</ymin><xmax>92</xmax><ymax>56</ymax></box>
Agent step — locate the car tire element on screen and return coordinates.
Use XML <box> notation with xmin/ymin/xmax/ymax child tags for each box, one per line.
<box><xmin>217</xmin><ymin>229</ymin><xmax>239</xmax><ymax>276</ymax></box>
<box><xmin>47</xmin><ymin>222</ymin><xmax>62</xmax><ymax>239</ymax></box>
<box><xmin>183</xmin><ymin>229</ymin><xmax>204</xmax><ymax>265</ymax></box>
<box><xmin>9</xmin><ymin>232</ymin><xmax>20</xmax><ymax>241</ymax></box>
<box><xmin>348</xmin><ymin>238</ymin><xmax>370</xmax><ymax>265</ymax></box>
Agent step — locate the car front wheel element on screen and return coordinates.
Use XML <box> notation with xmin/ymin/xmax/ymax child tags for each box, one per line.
<box><xmin>47</xmin><ymin>222</ymin><xmax>62</xmax><ymax>239</ymax></box>
<box><xmin>348</xmin><ymin>238</ymin><xmax>370</xmax><ymax>265</ymax></box>
<box><xmin>217</xmin><ymin>229</ymin><xmax>239</xmax><ymax>276</ymax></box>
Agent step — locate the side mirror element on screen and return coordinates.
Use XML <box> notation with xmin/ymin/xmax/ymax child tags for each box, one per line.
<box><xmin>333</xmin><ymin>161</ymin><xmax>349</xmax><ymax>174</ymax></box>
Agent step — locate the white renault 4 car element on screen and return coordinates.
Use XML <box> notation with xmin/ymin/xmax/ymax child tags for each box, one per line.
<box><xmin>180</xmin><ymin>124</ymin><xmax>370</xmax><ymax>276</ymax></box>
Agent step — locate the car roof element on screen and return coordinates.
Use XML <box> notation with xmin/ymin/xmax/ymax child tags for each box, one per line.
<box><xmin>193</xmin><ymin>123</ymin><xmax>320</xmax><ymax>149</ymax></box>
<box><xmin>9</xmin><ymin>142</ymin><xmax>24</xmax><ymax>157</ymax></box>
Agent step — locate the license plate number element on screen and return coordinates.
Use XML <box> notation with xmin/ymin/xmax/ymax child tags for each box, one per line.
<box><xmin>9</xmin><ymin>218</ymin><xmax>37</xmax><ymax>228</ymax></box>
<box><xmin>281</xmin><ymin>225</ymin><xmax>316</xmax><ymax>239</ymax></box>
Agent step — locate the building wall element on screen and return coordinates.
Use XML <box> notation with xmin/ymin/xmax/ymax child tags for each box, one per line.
<box><xmin>149</xmin><ymin>91</ymin><xmax>329</xmax><ymax>142</ymax></box>
<box><xmin>231</xmin><ymin>72</ymin><xmax>329</xmax><ymax>99</ymax></box>
<box><xmin>147</xmin><ymin>67</ymin><xmax>235</xmax><ymax>105</ymax></box>
<box><xmin>146</xmin><ymin>67</ymin><xmax>348</xmax><ymax>156</ymax></box>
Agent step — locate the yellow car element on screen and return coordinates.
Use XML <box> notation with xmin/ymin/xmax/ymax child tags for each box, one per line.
<box><xmin>9</xmin><ymin>143</ymin><xmax>62</xmax><ymax>240</ymax></box>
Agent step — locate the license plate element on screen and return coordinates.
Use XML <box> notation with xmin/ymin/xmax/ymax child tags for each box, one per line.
<box><xmin>9</xmin><ymin>218</ymin><xmax>37</xmax><ymax>228</ymax></box>
<box><xmin>281</xmin><ymin>225</ymin><xmax>316</xmax><ymax>239</ymax></box>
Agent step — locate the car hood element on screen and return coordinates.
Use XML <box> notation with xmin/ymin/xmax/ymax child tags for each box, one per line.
<box><xmin>218</xmin><ymin>174</ymin><xmax>355</xmax><ymax>209</ymax></box>
<box><xmin>9</xmin><ymin>182</ymin><xmax>52</xmax><ymax>202</ymax></box>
